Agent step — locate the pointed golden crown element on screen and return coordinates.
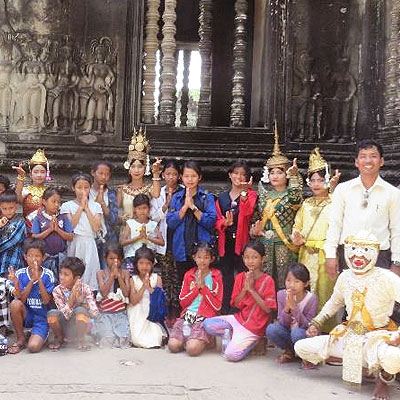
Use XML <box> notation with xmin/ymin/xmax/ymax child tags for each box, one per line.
<box><xmin>124</xmin><ymin>126</ymin><xmax>150</xmax><ymax>169</ymax></box>
<box><xmin>266</xmin><ymin>121</ymin><xmax>289</xmax><ymax>169</ymax></box>
<box><xmin>308</xmin><ymin>147</ymin><xmax>327</xmax><ymax>175</ymax></box>
<box><xmin>29</xmin><ymin>149</ymin><xmax>48</xmax><ymax>166</ymax></box>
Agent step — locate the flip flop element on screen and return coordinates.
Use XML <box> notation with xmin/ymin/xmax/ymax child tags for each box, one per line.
<box><xmin>77</xmin><ymin>343</ymin><xmax>91</xmax><ymax>352</ymax></box>
<box><xmin>276</xmin><ymin>351</ymin><xmax>296</xmax><ymax>364</ymax></box>
<box><xmin>8</xmin><ymin>342</ymin><xmax>26</xmax><ymax>355</ymax></box>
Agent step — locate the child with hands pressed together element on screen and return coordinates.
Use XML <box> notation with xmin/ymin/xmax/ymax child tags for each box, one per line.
<box><xmin>31</xmin><ymin>187</ymin><xmax>73</xmax><ymax>283</ymax></box>
<box><xmin>60</xmin><ymin>172</ymin><xmax>102</xmax><ymax>289</ymax></box>
<box><xmin>266</xmin><ymin>263</ymin><xmax>318</xmax><ymax>363</ymax></box>
<box><xmin>168</xmin><ymin>242</ymin><xmax>223</xmax><ymax>357</ymax></box>
<box><xmin>127</xmin><ymin>245</ymin><xmax>164</xmax><ymax>348</ymax></box>
<box><xmin>121</xmin><ymin>194</ymin><xmax>164</xmax><ymax>273</ymax></box>
<box><xmin>203</xmin><ymin>241</ymin><xmax>276</xmax><ymax>362</ymax></box>
<box><xmin>9</xmin><ymin>239</ymin><xmax>55</xmax><ymax>354</ymax></box>
<box><xmin>166</xmin><ymin>161</ymin><xmax>216</xmax><ymax>286</ymax></box>
<box><xmin>48</xmin><ymin>257</ymin><xmax>98</xmax><ymax>351</ymax></box>
<box><xmin>96</xmin><ymin>243</ymin><xmax>130</xmax><ymax>348</ymax></box>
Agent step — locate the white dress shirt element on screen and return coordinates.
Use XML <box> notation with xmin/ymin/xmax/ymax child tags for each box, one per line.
<box><xmin>324</xmin><ymin>175</ymin><xmax>400</xmax><ymax>262</ymax></box>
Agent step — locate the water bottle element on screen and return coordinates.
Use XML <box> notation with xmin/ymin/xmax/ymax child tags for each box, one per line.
<box><xmin>182</xmin><ymin>320</ymin><xmax>191</xmax><ymax>340</ymax></box>
<box><xmin>0</xmin><ymin>334</ymin><xmax>8</xmax><ymax>356</ymax></box>
<box><xmin>221</xmin><ymin>328</ymin><xmax>231</xmax><ymax>354</ymax></box>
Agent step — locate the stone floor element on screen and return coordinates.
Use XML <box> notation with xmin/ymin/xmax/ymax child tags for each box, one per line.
<box><xmin>1</xmin><ymin>344</ymin><xmax>399</xmax><ymax>400</ymax></box>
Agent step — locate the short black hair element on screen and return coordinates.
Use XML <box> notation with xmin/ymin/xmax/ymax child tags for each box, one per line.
<box><xmin>228</xmin><ymin>160</ymin><xmax>251</xmax><ymax>181</ymax></box>
<box><xmin>60</xmin><ymin>256</ymin><xmax>86</xmax><ymax>278</ymax></box>
<box><xmin>0</xmin><ymin>189</ymin><xmax>18</xmax><ymax>204</ymax></box>
<box><xmin>286</xmin><ymin>263</ymin><xmax>310</xmax><ymax>284</ymax></box>
<box><xmin>308</xmin><ymin>170</ymin><xmax>325</xmax><ymax>179</ymax></box>
<box><xmin>91</xmin><ymin>160</ymin><xmax>113</xmax><ymax>174</ymax></box>
<box><xmin>133</xmin><ymin>244</ymin><xmax>156</xmax><ymax>273</ymax></box>
<box><xmin>242</xmin><ymin>240</ymin><xmax>266</xmax><ymax>257</ymax></box>
<box><xmin>182</xmin><ymin>160</ymin><xmax>202</xmax><ymax>178</ymax></box>
<box><xmin>133</xmin><ymin>193</ymin><xmax>150</xmax><ymax>208</ymax></box>
<box><xmin>163</xmin><ymin>159</ymin><xmax>181</xmax><ymax>174</ymax></box>
<box><xmin>0</xmin><ymin>175</ymin><xmax>10</xmax><ymax>190</ymax></box>
<box><xmin>42</xmin><ymin>186</ymin><xmax>61</xmax><ymax>201</ymax></box>
<box><xmin>71</xmin><ymin>171</ymin><xmax>92</xmax><ymax>187</ymax></box>
<box><xmin>356</xmin><ymin>139</ymin><xmax>383</xmax><ymax>158</ymax></box>
<box><xmin>23</xmin><ymin>238</ymin><xmax>46</xmax><ymax>256</ymax></box>
<box><xmin>104</xmin><ymin>241</ymin><xmax>124</xmax><ymax>261</ymax></box>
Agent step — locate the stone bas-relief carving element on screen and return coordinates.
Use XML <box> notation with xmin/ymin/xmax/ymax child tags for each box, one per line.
<box><xmin>0</xmin><ymin>27</ymin><xmax>117</xmax><ymax>135</ymax></box>
<box><xmin>291</xmin><ymin>52</ymin><xmax>322</xmax><ymax>142</ymax></box>
<box><xmin>79</xmin><ymin>37</ymin><xmax>116</xmax><ymax>134</ymax></box>
<box><xmin>290</xmin><ymin>53</ymin><xmax>358</xmax><ymax>144</ymax></box>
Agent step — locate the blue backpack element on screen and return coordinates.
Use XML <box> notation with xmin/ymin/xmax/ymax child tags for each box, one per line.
<box><xmin>147</xmin><ymin>287</ymin><xmax>168</xmax><ymax>324</ymax></box>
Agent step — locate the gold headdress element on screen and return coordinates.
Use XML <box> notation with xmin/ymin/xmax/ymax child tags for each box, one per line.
<box><xmin>124</xmin><ymin>126</ymin><xmax>150</xmax><ymax>171</ymax></box>
<box><xmin>29</xmin><ymin>149</ymin><xmax>48</xmax><ymax>166</ymax></box>
<box><xmin>306</xmin><ymin>147</ymin><xmax>330</xmax><ymax>187</ymax></box>
<box><xmin>261</xmin><ymin>122</ymin><xmax>289</xmax><ymax>183</ymax></box>
<box><xmin>29</xmin><ymin>149</ymin><xmax>51</xmax><ymax>181</ymax></box>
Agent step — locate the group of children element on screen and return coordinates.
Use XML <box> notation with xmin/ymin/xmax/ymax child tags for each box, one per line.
<box><xmin>0</xmin><ymin>127</ymin><xmax>348</xmax><ymax>365</ymax></box>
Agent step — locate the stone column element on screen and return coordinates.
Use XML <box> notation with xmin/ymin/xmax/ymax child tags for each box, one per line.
<box><xmin>180</xmin><ymin>49</ymin><xmax>191</xmax><ymax>127</ymax></box>
<box><xmin>230</xmin><ymin>0</ymin><xmax>248</xmax><ymax>127</ymax></box>
<box><xmin>384</xmin><ymin>1</ymin><xmax>400</xmax><ymax>126</ymax></box>
<box><xmin>159</xmin><ymin>0</ymin><xmax>177</xmax><ymax>126</ymax></box>
<box><xmin>141</xmin><ymin>0</ymin><xmax>161</xmax><ymax>124</ymax></box>
<box><xmin>197</xmin><ymin>0</ymin><xmax>213</xmax><ymax>127</ymax></box>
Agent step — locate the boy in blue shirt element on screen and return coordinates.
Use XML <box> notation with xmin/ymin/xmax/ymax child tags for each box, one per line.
<box><xmin>0</xmin><ymin>189</ymin><xmax>26</xmax><ymax>276</ymax></box>
<box><xmin>9</xmin><ymin>238</ymin><xmax>55</xmax><ymax>354</ymax></box>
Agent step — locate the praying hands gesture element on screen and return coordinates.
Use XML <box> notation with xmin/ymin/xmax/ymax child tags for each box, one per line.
<box><xmin>162</xmin><ymin>187</ymin><xmax>174</xmax><ymax>213</ymax></box>
<box><xmin>95</xmin><ymin>185</ymin><xmax>106</xmax><ymax>204</ymax></box>
<box><xmin>244</xmin><ymin>271</ymin><xmax>255</xmax><ymax>291</ymax></box>
<box><xmin>196</xmin><ymin>271</ymin><xmax>205</xmax><ymax>289</ymax></box>
<box><xmin>80</xmin><ymin>196</ymin><xmax>88</xmax><ymax>211</ymax></box>
<box><xmin>31</xmin><ymin>261</ymin><xmax>41</xmax><ymax>282</ymax></box>
<box><xmin>143</xmin><ymin>272</ymin><xmax>152</xmax><ymax>292</ymax></box>
<box><xmin>8</xmin><ymin>267</ymin><xmax>17</xmax><ymax>284</ymax></box>
<box><xmin>70</xmin><ymin>278</ymin><xmax>84</xmax><ymax>306</ymax></box>
<box><xmin>284</xmin><ymin>288</ymin><xmax>297</xmax><ymax>312</ymax></box>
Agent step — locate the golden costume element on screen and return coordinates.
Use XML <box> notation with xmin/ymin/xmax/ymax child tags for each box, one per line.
<box><xmin>119</xmin><ymin>127</ymin><xmax>154</xmax><ymax>221</ymax></box>
<box><xmin>254</xmin><ymin>125</ymin><xmax>303</xmax><ymax>288</ymax></box>
<box><xmin>21</xmin><ymin>149</ymin><xmax>50</xmax><ymax>230</ymax></box>
<box><xmin>292</xmin><ymin>148</ymin><xmax>336</xmax><ymax>331</ymax></box>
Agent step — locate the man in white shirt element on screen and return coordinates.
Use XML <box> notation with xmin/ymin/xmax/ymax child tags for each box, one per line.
<box><xmin>325</xmin><ymin>139</ymin><xmax>400</xmax><ymax>279</ymax></box>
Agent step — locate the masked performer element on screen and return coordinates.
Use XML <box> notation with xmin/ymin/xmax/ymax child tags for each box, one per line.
<box><xmin>295</xmin><ymin>231</ymin><xmax>400</xmax><ymax>400</ymax></box>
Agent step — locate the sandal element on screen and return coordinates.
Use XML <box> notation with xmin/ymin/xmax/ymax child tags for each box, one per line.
<box><xmin>8</xmin><ymin>342</ymin><xmax>26</xmax><ymax>355</ymax></box>
<box><xmin>276</xmin><ymin>350</ymin><xmax>296</xmax><ymax>364</ymax></box>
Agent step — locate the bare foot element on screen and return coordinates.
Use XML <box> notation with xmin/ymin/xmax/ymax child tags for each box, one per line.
<box><xmin>372</xmin><ymin>376</ymin><xmax>391</xmax><ymax>400</ymax></box>
<box><xmin>301</xmin><ymin>360</ymin><xmax>317</xmax><ymax>370</ymax></box>
<box><xmin>276</xmin><ymin>350</ymin><xmax>296</xmax><ymax>364</ymax></box>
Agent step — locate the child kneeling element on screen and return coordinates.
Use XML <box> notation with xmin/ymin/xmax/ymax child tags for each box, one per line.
<box><xmin>266</xmin><ymin>263</ymin><xmax>318</xmax><ymax>363</ymax></box>
<box><xmin>48</xmin><ymin>257</ymin><xmax>98</xmax><ymax>351</ymax></box>
<box><xmin>168</xmin><ymin>242</ymin><xmax>223</xmax><ymax>357</ymax></box>
<box><xmin>203</xmin><ymin>242</ymin><xmax>276</xmax><ymax>361</ymax></box>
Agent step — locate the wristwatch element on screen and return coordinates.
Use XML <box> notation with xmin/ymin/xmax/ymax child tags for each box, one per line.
<box><xmin>392</xmin><ymin>261</ymin><xmax>400</xmax><ymax>266</ymax></box>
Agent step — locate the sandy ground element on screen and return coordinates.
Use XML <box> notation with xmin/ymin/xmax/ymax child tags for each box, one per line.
<box><xmin>1</xmin><ymin>343</ymin><xmax>399</xmax><ymax>400</ymax></box>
